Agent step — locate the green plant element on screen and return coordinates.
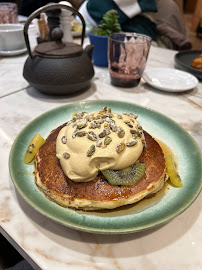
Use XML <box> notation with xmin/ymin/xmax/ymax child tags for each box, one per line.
<box><xmin>92</xmin><ymin>10</ymin><xmax>121</xmax><ymax>36</ymax></box>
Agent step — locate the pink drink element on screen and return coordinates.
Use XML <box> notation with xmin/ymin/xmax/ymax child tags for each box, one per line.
<box><xmin>108</xmin><ymin>33</ymin><xmax>151</xmax><ymax>88</ymax></box>
<box><xmin>0</xmin><ymin>3</ymin><xmax>18</xmax><ymax>24</ymax></box>
<box><xmin>110</xmin><ymin>66</ymin><xmax>141</xmax><ymax>87</ymax></box>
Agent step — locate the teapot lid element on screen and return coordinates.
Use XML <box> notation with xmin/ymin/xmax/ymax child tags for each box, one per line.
<box><xmin>34</xmin><ymin>28</ymin><xmax>82</xmax><ymax>58</ymax></box>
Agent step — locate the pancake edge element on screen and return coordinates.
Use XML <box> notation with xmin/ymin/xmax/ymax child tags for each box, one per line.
<box><xmin>35</xmin><ymin>166</ymin><xmax>168</xmax><ymax>210</ymax></box>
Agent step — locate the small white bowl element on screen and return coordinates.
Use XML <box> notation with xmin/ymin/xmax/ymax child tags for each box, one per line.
<box><xmin>0</xmin><ymin>24</ymin><xmax>26</xmax><ymax>51</ymax></box>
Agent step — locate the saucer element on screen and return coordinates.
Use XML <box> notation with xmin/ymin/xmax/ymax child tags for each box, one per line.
<box><xmin>0</xmin><ymin>47</ymin><xmax>27</xmax><ymax>56</ymax></box>
<box><xmin>143</xmin><ymin>68</ymin><xmax>198</xmax><ymax>92</ymax></box>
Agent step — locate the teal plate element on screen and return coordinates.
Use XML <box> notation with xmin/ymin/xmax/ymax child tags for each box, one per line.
<box><xmin>9</xmin><ymin>100</ymin><xmax>202</xmax><ymax>234</ymax></box>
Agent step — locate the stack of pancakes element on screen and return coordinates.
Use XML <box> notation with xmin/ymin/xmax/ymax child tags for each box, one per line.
<box><xmin>35</xmin><ymin>123</ymin><xmax>168</xmax><ymax>210</ymax></box>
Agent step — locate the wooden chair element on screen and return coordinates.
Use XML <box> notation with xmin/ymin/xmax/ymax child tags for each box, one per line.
<box><xmin>192</xmin><ymin>0</ymin><xmax>202</xmax><ymax>31</ymax></box>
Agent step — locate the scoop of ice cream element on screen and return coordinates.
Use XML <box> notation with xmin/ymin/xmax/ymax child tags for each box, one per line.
<box><xmin>56</xmin><ymin>107</ymin><xmax>145</xmax><ymax>182</ymax></box>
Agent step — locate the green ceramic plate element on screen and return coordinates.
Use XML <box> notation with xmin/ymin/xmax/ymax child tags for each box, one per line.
<box><xmin>9</xmin><ymin>100</ymin><xmax>202</xmax><ymax>234</ymax></box>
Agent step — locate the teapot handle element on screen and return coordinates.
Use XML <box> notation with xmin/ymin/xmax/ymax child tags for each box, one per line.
<box><xmin>24</xmin><ymin>3</ymin><xmax>86</xmax><ymax>59</ymax></box>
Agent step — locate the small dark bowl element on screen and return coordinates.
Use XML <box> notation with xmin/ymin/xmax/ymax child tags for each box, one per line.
<box><xmin>174</xmin><ymin>50</ymin><xmax>202</xmax><ymax>80</ymax></box>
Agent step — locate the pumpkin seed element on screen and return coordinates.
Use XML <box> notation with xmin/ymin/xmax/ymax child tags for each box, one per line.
<box><xmin>142</xmin><ymin>136</ymin><xmax>146</xmax><ymax>145</ymax></box>
<box><xmin>104</xmin><ymin>123</ymin><xmax>109</xmax><ymax>128</ymax></box>
<box><xmin>130</xmin><ymin>118</ymin><xmax>135</xmax><ymax>123</ymax></box>
<box><xmin>139</xmin><ymin>131</ymin><xmax>143</xmax><ymax>137</ymax></box>
<box><xmin>105</xmin><ymin>116</ymin><xmax>111</xmax><ymax>122</ymax></box>
<box><xmin>72</xmin><ymin>129</ymin><xmax>79</xmax><ymax>139</ymax></box>
<box><xmin>87</xmin><ymin>115</ymin><xmax>95</xmax><ymax>122</ymax></box>
<box><xmin>128</xmin><ymin>113</ymin><xmax>135</xmax><ymax>117</ymax></box>
<box><xmin>100</xmin><ymin>106</ymin><xmax>111</xmax><ymax>114</ymax></box>
<box><xmin>84</xmin><ymin>115</ymin><xmax>91</xmax><ymax>122</ymax></box>
<box><xmin>76</xmin><ymin>131</ymin><xmax>86</xmax><ymax>137</ymax></box>
<box><xmin>127</xmin><ymin>123</ymin><xmax>133</xmax><ymax>128</ymax></box>
<box><xmin>109</xmin><ymin>120</ymin><xmax>117</xmax><ymax>132</ymax></box>
<box><xmin>132</xmin><ymin>133</ymin><xmax>138</xmax><ymax>139</ymax></box>
<box><xmin>96</xmin><ymin>139</ymin><xmax>102</xmax><ymax>147</ymax></box>
<box><xmin>130</xmin><ymin>129</ymin><xmax>140</xmax><ymax>137</ymax></box>
<box><xmin>99</xmin><ymin>107</ymin><xmax>107</xmax><ymax>115</ymax></box>
<box><xmin>89</xmin><ymin>122</ymin><xmax>96</xmax><ymax>129</ymax></box>
<box><xmin>72</xmin><ymin>116</ymin><xmax>78</xmax><ymax>122</ymax></box>
<box><xmin>126</xmin><ymin>140</ymin><xmax>138</xmax><ymax>147</ymax></box>
<box><xmin>63</xmin><ymin>152</ymin><xmax>70</xmax><ymax>159</ymax></box>
<box><xmin>87</xmin><ymin>131</ymin><xmax>97</xmax><ymax>141</ymax></box>
<box><xmin>105</xmin><ymin>128</ymin><xmax>111</xmax><ymax>135</ymax></box>
<box><xmin>104</xmin><ymin>136</ymin><xmax>112</xmax><ymax>145</ymax></box>
<box><xmin>97</xmin><ymin>118</ymin><xmax>104</xmax><ymax>124</ymax></box>
<box><xmin>99</xmin><ymin>130</ymin><xmax>107</xmax><ymax>138</ymax></box>
<box><xmin>77</xmin><ymin>113</ymin><xmax>83</xmax><ymax>119</ymax></box>
<box><xmin>117</xmin><ymin>114</ymin><xmax>123</xmax><ymax>119</ymax></box>
<box><xmin>61</xmin><ymin>136</ymin><xmax>67</xmax><ymax>144</ymax></box>
<box><xmin>76</xmin><ymin>119</ymin><xmax>87</xmax><ymax>129</ymax></box>
<box><xmin>87</xmin><ymin>144</ymin><xmax>95</xmax><ymax>157</ymax></box>
<box><xmin>116</xmin><ymin>142</ymin><xmax>125</xmax><ymax>153</ymax></box>
<box><xmin>124</xmin><ymin>120</ymin><xmax>133</xmax><ymax>128</ymax></box>
<box><xmin>116</xmin><ymin>127</ymin><xmax>125</xmax><ymax>138</ymax></box>
<box><xmin>93</xmin><ymin>120</ymin><xmax>101</xmax><ymax>128</ymax></box>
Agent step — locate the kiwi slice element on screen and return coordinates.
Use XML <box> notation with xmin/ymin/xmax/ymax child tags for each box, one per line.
<box><xmin>23</xmin><ymin>134</ymin><xmax>45</xmax><ymax>164</ymax></box>
<box><xmin>101</xmin><ymin>163</ymin><xmax>146</xmax><ymax>186</ymax></box>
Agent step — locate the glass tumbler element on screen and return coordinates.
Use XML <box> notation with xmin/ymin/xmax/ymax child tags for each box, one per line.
<box><xmin>0</xmin><ymin>2</ymin><xmax>18</xmax><ymax>24</ymax></box>
<box><xmin>108</xmin><ymin>33</ymin><xmax>151</xmax><ymax>87</ymax></box>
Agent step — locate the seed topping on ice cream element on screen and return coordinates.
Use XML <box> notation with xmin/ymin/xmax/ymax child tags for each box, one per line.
<box><xmin>56</xmin><ymin>107</ymin><xmax>145</xmax><ymax>182</ymax></box>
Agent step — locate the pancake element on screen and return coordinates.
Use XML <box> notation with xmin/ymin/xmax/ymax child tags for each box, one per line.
<box><xmin>35</xmin><ymin>123</ymin><xmax>168</xmax><ymax>210</ymax></box>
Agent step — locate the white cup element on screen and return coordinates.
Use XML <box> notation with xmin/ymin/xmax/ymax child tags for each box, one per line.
<box><xmin>0</xmin><ymin>24</ymin><xmax>26</xmax><ymax>51</ymax></box>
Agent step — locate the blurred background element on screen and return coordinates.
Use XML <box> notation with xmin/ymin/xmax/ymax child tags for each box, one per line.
<box><xmin>0</xmin><ymin>0</ymin><xmax>201</xmax><ymax>49</ymax></box>
<box><xmin>182</xmin><ymin>0</ymin><xmax>202</xmax><ymax>49</ymax></box>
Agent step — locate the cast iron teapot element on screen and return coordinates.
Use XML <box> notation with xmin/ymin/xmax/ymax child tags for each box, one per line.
<box><xmin>23</xmin><ymin>3</ymin><xmax>95</xmax><ymax>95</ymax></box>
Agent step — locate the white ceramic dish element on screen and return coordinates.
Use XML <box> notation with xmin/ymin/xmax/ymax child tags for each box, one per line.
<box><xmin>0</xmin><ymin>47</ymin><xmax>27</xmax><ymax>56</ymax></box>
<box><xmin>0</xmin><ymin>24</ymin><xmax>26</xmax><ymax>51</ymax></box>
<box><xmin>143</xmin><ymin>68</ymin><xmax>198</xmax><ymax>92</ymax></box>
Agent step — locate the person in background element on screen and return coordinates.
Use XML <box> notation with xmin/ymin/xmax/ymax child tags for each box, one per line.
<box><xmin>79</xmin><ymin>0</ymin><xmax>192</xmax><ymax>50</ymax></box>
<box><xmin>18</xmin><ymin>0</ymin><xmax>59</xmax><ymax>16</ymax></box>
<box><xmin>79</xmin><ymin>0</ymin><xmax>158</xmax><ymax>41</ymax></box>
<box><xmin>155</xmin><ymin>0</ymin><xmax>192</xmax><ymax>50</ymax></box>
<box><xmin>18</xmin><ymin>0</ymin><xmax>81</xmax><ymax>16</ymax></box>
